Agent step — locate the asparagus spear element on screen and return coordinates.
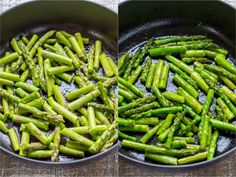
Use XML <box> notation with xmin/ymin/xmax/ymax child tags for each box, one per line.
<box><xmin>199</xmin><ymin>115</ymin><xmax>210</xmax><ymax>151</ymax></box>
<box><xmin>118</xmin><ymin>53</ymin><xmax>130</xmax><ymax>76</ymax></box>
<box><xmin>118</xmin><ymin>131</ymin><xmax>137</xmax><ymax>142</ymax></box>
<box><xmin>118</xmin><ymin>77</ymin><xmax>146</xmax><ymax>97</ymax></box>
<box><xmin>173</xmin><ymin>74</ymin><xmax>199</xmax><ymax>99</ymax></box>
<box><xmin>145</xmin><ymin>153</ymin><xmax>177</xmax><ymax>165</ymax></box>
<box><xmin>27</xmin><ymin>34</ymin><xmax>39</xmax><ymax>51</ymax></box>
<box><xmin>52</xmin><ymin>85</ymin><xmax>67</xmax><ymax>108</ymax></box>
<box><xmin>123</xmin><ymin>50</ymin><xmax>141</xmax><ymax>79</ymax></box>
<box><xmin>58</xmin><ymin>145</ymin><xmax>84</xmax><ymax>157</ymax></box>
<box><xmin>178</xmin><ymin>152</ymin><xmax>208</xmax><ymax>165</ymax></box>
<box><xmin>215</xmin><ymin>106</ymin><xmax>228</xmax><ymax>122</ymax></box>
<box><xmin>119</xmin><ymin>125</ymin><xmax>149</xmax><ymax>133</ymax></box>
<box><xmin>145</xmin><ymin>64</ymin><xmax>157</xmax><ymax>89</ymax></box>
<box><xmin>165</xmin><ymin>111</ymin><xmax>185</xmax><ymax>148</ymax></box>
<box><xmin>0</xmin><ymin>88</ymin><xmax>21</xmax><ymax>103</ymax></box>
<box><xmin>75</xmin><ymin>32</ymin><xmax>85</xmax><ymax>51</ymax></box>
<box><xmin>0</xmin><ymin>119</ymin><xmax>8</xmax><ymax>133</ymax></box>
<box><xmin>118</xmin><ymin>88</ymin><xmax>136</xmax><ymax>101</ymax></box>
<box><xmin>219</xmin><ymin>76</ymin><xmax>236</xmax><ymax>90</ymax></box>
<box><xmin>121</xmin><ymin>139</ymin><xmax>198</xmax><ymax>157</ymax></box>
<box><xmin>55</xmin><ymin>31</ymin><xmax>71</xmax><ymax>47</ymax></box>
<box><xmin>177</xmin><ymin>87</ymin><xmax>202</xmax><ymax>114</ymax></box>
<box><xmin>21</xmin><ymin>35</ymin><xmax>29</xmax><ymax>44</ymax></box>
<box><xmin>159</xmin><ymin>64</ymin><xmax>170</xmax><ymax>89</ymax></box>
<box><xmin>87</xmin><ymin>106</ymin><xmax>96</xmax><ymax>133</ymax></box>
<box><xmin>153</xmin><ymin>60</ymin><xmax>164</xmax><ymax>87</ymax></box>
<box><xmin>69</xmin><ymin>36</ymin><xmax>86</xmax><ymax>61</ymax></box>
<box><xmin>182</xmin><ymin>57</ymin><xmax>212</xmax><ymax>64</ymax></box>
<box><xmin>194</xmin><ymin>67</ymin><xmax>218</xmax><ymax>84</ymax></box>
<box><xmin>8</xmin><ymin>128</ymin><xmax>21</xmax><ymax>151</ymax></box>
<box><xmin>140</xmin><ymin>58</ymin><xmax>152</xmax><ymax>83</ymax></box>
<box><xmin>190</xmin><ymin>71</ymin><xmax>209</xmax><ymax>93</ymax></box>
<box><xmin>68</xmin><ymin>90</ymin><xmax>101</xmax><ymax>111</ymax></box>
<box><xmin>181</xmin><ymin>50</ymin><xmax>206</xmax><ymax>58</ymax></box>
<box><xmin>122</xmin><ymin>102</ymin><xmax>160</xmax><ymax>117</ymax></box>
<box><xmin>216</xmin><ymin>98</ymin><xmax>234</xmax><ymax>121</ymax></box>
<box><xmin>140</xmin><ymin>121</ymin><xmax>163</xmax><ymax>144</ymax></box>
<box><xmin>61</xmin><ymin>128</ymin><xmax>94</xmax><ymax>147</ymax></box>
<box><xmin>100</xmin><ymin>130</ymin><xmax>118</xmax><ymax>151</ymax></box>
<box><xmin>15</xmin><ymin>81</ymin><xmax>39</xmax><ymax>92</ymax></box>
<box><xmin>9</xmin><ymin>56</ymin><xmax>24</xmax><ymax>73</ymax></box>
<box><xmin>94</xmin><ymin>40</ymin><xmax>102</xmax><ymax>71</ymax></box>
<box><xmin>107</xmin><ymin>57</ymin><xmax>118</xmax><ymax>76</ymax></box>
<box><xmin>10</xmin><ymin>38</ymin><xmax>22</xmax><ymax>55</ymax></box>
<box><xmin>154</xmin><ymin>35</ymin><xmax>206</xmax><ymax>45</ymax></box>
<box><xmin>128</xmin><ymin>65</ymin><xmax>143</xmax><ymax>84</ymax></box>
<box><xmin>220</xmin><ymin>86</ymin><xmax>236</xmax><ymax>103</ymax></box>
<box><xmin>18</xmin><ymin>103</ymin><xmax>64</xmax><ymax>123</ymax></box>
<box><xmin>214</xmin><ymin>54</ymin><xmax>236</xmax><ymax>75</ymax></box>
<box><xmin>169</xmin><ymin>63</ymin><xmax>198</xmax><ymax>89</ymax></box>
<box><xmin>165</xmin><ymin>55</ymin><xmax>193</xmax><ymax>75</ymax></box>
<box><xmin>0</xmin><ymin>52</ymin><xmax>19</xmax><ymax>65</ymax></box>
<box><xmin>131</xmin><ymin>106</ymin><xmax>183</xmax><ymax>119</ymax></box>
<box><xmin>25</xmin><ymin>123</ymin><xmax>48</xmax><ymax>145</ymax></box>
<box><xmin>151</xmin><ymin>85</ymin><xmax>170</xmax><ymax>107</ymax></box>
<box><xmin>20</xmin><ymin>92</ymin><xmax>40</xmax><ymax>104</ymax></box>
<box><xmin>97</xmin><ymin>81</ymin><xmax>114</xmax><ymax>109</ymax></box>
<box><xmin>207</xmin><ymin>130</ymin><xmax>219</xmax><ymax>160</ymax></box>
<box><xmin>18</xmin><ymin>41</ymin><xmax>39</xmax><ymax>86</ymax></box>
<box><xmin>48</xmin><ymin>97</ymin><xmax>78</xmax><ymax>124</ymax></box>
<box><xmin>156</xmin><ymin>114</ymin><xmax>175</xmax><ymax>135</ymax></box>
<box><xmin>28</xmin><ymin>150</ymin><xmax>52</xmax><ymax>159</ymax></box>
<box><xmin>66</xmin><ymin>83</ymin><xmax>95</xmax><ymax>101</ymax></box>
<box><xmin>99</xmin><ymin>53</ymin><xmax>115</xmax><ymax>77</ymax></box>
<box><xmin>149</xmin><ymin>46</ymin><xmax>187</xmax><ymax>57</ymax></box>
<box><xmin>11</xmin><ymin>114</ymin><xmax>49</xmax><ymax>131</ymax></box>
<box><xmin>210</xmin><ymin>119</ymin><xmax>236</xmax><ymax>132</ymax></box>
<box><xmin>19</xmin><ymin>131</ymin><xmax>30</xmax><ymax>156</ymax></box>
<box><xmin>135</xmin><ymin>118</ymin><xmax>159</xmax><ymax>125</ymax></box>
<box><xmin>89</xmin><ymin>122</ymin><xmax>116</xmax><ymax>153</ymax></box>
<box><xmin>0</xmin><ymin>71</ymin><xmax>20</xmax><ymax>81</ymax></box>
<box><xmin>220</xmin><ymin>93</ymin><xmax>236</xmax><ymax>117</ymax></box>
<box><xmin>118</xmin><ymin>118</ymin><xmax>135</xmax><ymax>127</ymax></box>
<box><xmin>118</xmin><ymin>96</ymin><xmax>156</xmax><ymax>113</ymax></box>
<box><xmin>133</xmin><ymin>40</ymin><xmax>152</xmax><ymax>68</ymax></box>
<box><xmin>173</xmin><ymin>136</ymin><xmax>195</xmax><ymax>144</ymax></box>
<box><xmin>194</xmin><ymin>61</ymin><xmax>218</xmax><ymax>81</ymax></box>
<box><xmin>201</xmin><ymin>89</ymin><xmax>214</xmax><ymax>116</ymax></box>
<box><xmin>157</xmin><ymin>139</ymin><xmax>187</xmax><ymax>149</ymax></box>
<box><xmin>41</xmin><ymin>50</ymin><xmax>72</xmax><ymax>65</ymax></box>
<box><xmin>162</xmin><ymin>92</ymin><xmax>185</xmax><ymax>103</ymax></box>
<box><xmin>204</xmin><ymin>64</ymin><xmax>236</xmax><ymax>83</ymax></box>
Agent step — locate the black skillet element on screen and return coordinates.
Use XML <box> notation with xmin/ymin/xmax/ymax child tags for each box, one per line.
<box><xmin>119</xmin><ymin>0</ymin><xmax>236</xmax><ymax>168</ymax></box>
<box><xmin>0</xmin><ymin>0</ymin><xmax>118</xmax><ymax>166</ymax></box>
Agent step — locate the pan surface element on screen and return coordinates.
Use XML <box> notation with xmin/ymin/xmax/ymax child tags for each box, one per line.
<box><xmin>119</xmin><ymin>0</ymin><xmax>236</xmax><ymax>168</ymax></box>
<box><xmin>0</xmin><ymin>0</ymin><xmax>118</xmax><ymax>165</ymax></box>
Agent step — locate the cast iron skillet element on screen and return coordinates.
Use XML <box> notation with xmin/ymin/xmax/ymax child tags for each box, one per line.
<box><xmin>0</xmin><ymin>0</ymin><xmax>118</xmax><ymax>166</ymax></box>
<box><xmin>119</xmin><ymin>0</ymin><xmax>236</xmax><ymax>168</ymax></box>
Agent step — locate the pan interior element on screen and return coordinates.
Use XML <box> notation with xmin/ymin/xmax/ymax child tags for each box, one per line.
<box><xmin>118</xmin><ymin>18</ymin><xmax>236</xmax><ymax>167</ymax></box>
<box><xmin>0</xmin><ymin>22</ymin><xmax>117</xmax><ymax>163</ymax></box>
<box><xmin>0</xmin><ymin>1</ymin><xmax>117</xmax><ymax>163</ymax></box>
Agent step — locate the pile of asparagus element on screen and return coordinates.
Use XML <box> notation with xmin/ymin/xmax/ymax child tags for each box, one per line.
<box><xmin>0</xmin><ymin>30</ymin><xmax>118</xmax><ymax>161</ymax></box>
<box><xmin>118</xmin><ymin>35</ymin><xmax>236</xmax><ymax>165</ymax></box>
